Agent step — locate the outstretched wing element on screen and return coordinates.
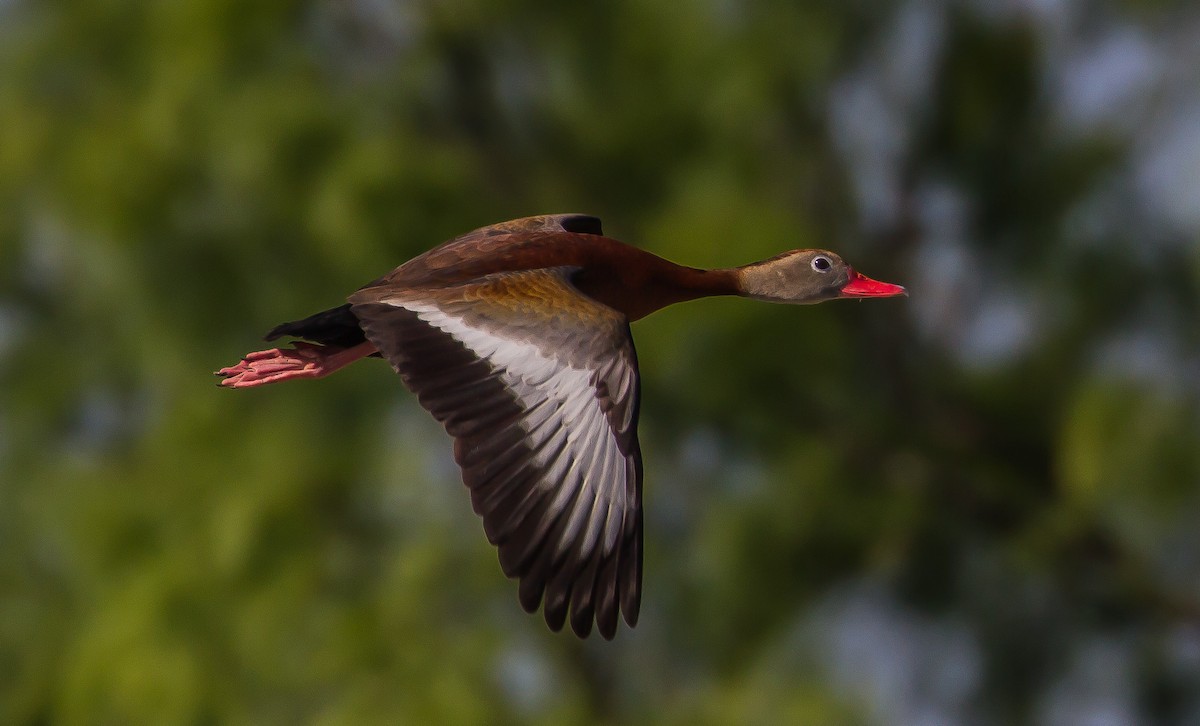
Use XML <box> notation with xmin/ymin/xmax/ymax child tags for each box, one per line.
<box><xmin>348</xmin><ymin>268</ymin><xmax>642</xmax><ymax>639</ymax></box>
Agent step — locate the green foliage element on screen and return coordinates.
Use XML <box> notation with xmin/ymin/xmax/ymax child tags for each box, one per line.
<box><xmin>3</xmin><ymin>0</ymin><xmax>1199</xmax><ymax>723</ymax></box>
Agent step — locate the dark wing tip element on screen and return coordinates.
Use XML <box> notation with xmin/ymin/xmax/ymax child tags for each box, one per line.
<box><xmin>518</xmin><ymin>571</ymin><xmax>545</xmax><ymax>614</ymax></box>
<box><xmin>477</xmin><ymin>214</ymin><xmax>604</xmax><ymax>239</ymax></box>
<box><xmin>556</xmin><ymin>214</ymin><xmax>604</xmax><ymax>236</ymax></box>
<box><xmin>543</xmin><ymin>597</ymin><xmax>569</xmax><ymax>633</ymax></box>
<box><xmin>619</xmin><ymin>510</ymin><xmax>643</xmax><ymax>628</ymax></box>
<box><xmin>569</xmin><ymin>604</ymin><xmax>596</xmax><ymax>639</ymax></box>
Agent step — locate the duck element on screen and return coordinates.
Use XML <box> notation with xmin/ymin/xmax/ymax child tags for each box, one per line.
<box><xmin>216</xmin><ymin>213</ymin><xmax>906</xmax><ymax>639</ymax></box>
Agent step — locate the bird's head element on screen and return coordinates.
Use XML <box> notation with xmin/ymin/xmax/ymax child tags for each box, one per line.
<box><xmin>737</xmin><ymin>249</ymin><xmax>906</xmax><ymax>304</ymax></box>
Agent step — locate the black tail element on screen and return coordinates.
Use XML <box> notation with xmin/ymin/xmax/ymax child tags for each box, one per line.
<box><xmin>265</xmin><ymin>303</ymin><xmax>367</xmax><ymax>348</ymax></box>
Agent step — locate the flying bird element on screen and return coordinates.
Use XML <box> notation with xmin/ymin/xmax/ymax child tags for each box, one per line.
<box><xmin>216</xmin><ymin>214</ymin><xmax>906</xmax><ymax>639</ymax></box>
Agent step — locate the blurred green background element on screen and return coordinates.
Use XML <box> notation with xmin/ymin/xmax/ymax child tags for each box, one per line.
<box><xmin>3</xmin><ymin>0</ymin><xmax>1199</xmax><ymax>723</ymax></box>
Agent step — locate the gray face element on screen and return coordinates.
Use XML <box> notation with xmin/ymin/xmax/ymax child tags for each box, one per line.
<box><xmin>739</xmin><ymin>249</ymin><xmax>853</xmax><ymax>304</ymax></box>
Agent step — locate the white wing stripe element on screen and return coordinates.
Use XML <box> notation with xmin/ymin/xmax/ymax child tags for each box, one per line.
<box><xmin>397</xmin><ymin>297</ymin><xmax>626</xmax><ymax>479</ymax></box>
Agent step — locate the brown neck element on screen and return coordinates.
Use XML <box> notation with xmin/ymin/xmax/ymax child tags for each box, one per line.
<box><xmin>652</xmin><ymin>265</ymin><xmax>741</xmax><ymax>313</ymax></box>
<box><xmin>574</xmin><ymin>258</ymin><xmax>741</xmax><ymax>322</ymax></box>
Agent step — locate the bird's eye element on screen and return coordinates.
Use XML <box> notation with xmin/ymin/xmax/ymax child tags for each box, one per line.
<box><xmin>811</xmin><ymin>256</ymin><xmax>832</xmax><ymax>272</ymax></box>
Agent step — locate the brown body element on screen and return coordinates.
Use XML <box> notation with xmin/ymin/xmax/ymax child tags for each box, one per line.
<box><xmin>217</xmin><ymin>214</ymin><xmax>905</xmax><ymax>640</ymax></box>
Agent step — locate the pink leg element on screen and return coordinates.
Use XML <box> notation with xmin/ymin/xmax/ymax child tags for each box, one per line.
<box><xmin>215</xmin><ymin>341</ymin><xmax>378</xmax><ymax>388</ymax></box>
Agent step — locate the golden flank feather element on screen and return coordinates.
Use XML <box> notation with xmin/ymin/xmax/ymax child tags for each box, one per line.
<box><xmin>434</xmin><ymin>269</ymin><xmax>617</xmax><ymax>329</ymax></box>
